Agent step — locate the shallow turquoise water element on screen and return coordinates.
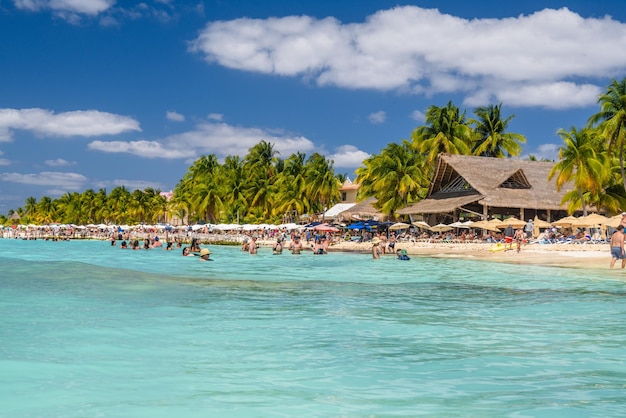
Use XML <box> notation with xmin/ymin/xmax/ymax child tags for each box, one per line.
<box><xmin>1</xmin><ymin>239</ymin><xmax>625</xmax><ymax>417</ymax></box>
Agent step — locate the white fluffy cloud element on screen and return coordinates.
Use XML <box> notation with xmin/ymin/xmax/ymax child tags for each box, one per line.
<box><xmin>13</xmin><ymin>0</ymin><xmax>115</xmax><ymax>14</ymax></box>
<box><xmin>44</xmin><ymin>158</ymin><xmax>76</xmax><ymax>167</ymax></box>
<box><xmin>368</xmin><ymin>111</ymin><xmax>386</xmax><ymax>124</ymax></box>
<box><xmin>411</xmin><ymin>110</ymin><xmax>426</xmax><ymax>122</ymax></box>
<box><xmin>0</xmin><ymin>108</ymin><xmax>141</xmax><ymax>142</ymax></box>
<box><xmin>166</xmin><ymin>111</ymin><xmax>185</xmax><ymax>122</ymax></box>
<box><xmin>191</xmin><ymin>6</ymin><xmax>626</xmax><ymax>108</ymax></box>
<box><xmin>328</xmin><ymin>145</ymin><xmax>370</xmax><ymax>169</ymax></box>
<box><xmin>88</xmin><ymin>122</ymin><xmax>318</xmax><ymax>160</ymax></box>
<box><xmin>0</xmin><ymin>171</ymin><xmax>87</xmax><ymax>189</ymax></box>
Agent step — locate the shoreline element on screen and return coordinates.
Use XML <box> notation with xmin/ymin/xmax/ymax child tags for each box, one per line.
<box><xmin>326</xmin><ymin>241</ymin><xmax>615</xmax><ymax>270</ymax></box>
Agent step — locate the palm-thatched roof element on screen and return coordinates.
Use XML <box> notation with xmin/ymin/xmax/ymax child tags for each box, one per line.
<box><xmin>337</xmin><ymin>197</ymin><xmax>385</xmax><ymax>220</ymax></box>
<box><xmin>398</xmin><ymin>154</ymin><xmax>569</xmax><ymax>215</ymax></box>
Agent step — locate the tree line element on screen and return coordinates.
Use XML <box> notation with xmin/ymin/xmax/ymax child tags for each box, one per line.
<box><xmin>2</xmin><ymin>77</ymin><xmax>626</xmax><ymax>226</ymax></box>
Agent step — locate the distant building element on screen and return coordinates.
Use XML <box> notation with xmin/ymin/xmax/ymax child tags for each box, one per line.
<box><xmin>323</xmin><ymin>178</ymin><xmax>359</xmax><ymax>220</ymax></box>
<box><xmin>397</xmin><ymin>153</ymin><xmax>575</xmax><ymax>223</ymax></box>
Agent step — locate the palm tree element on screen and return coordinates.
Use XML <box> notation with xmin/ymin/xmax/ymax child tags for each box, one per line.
<box><xmin>274</xmin><ymin>152</ymin><xmax>309</xmax><ymax>218</ymax></box>
<box><xmin>588</xmin><ymin>78</ymin><xmax>626</xmax><ymax>190</ymax></box>
<box><xmin>411</xmin><ymin>101</ymin><xmax>473</xmax><ymax>166</ymax></box>
<box><xmin>548</xmin><ymin>127</ymin><xmax>608</xmax><ymax>215</ymax></box>
<box><xmin>469</xmin><ymin>104</ymin><xmax>526</xmax><ymax>157</ymax></box>
<box><xmin>355</xmin><ymin>140</ymin><xmax>427</xmax><ymax>218</ymax></box>
<box><xmin>36</xmin><ymin>196</ymin><xmax>55</xmax><ymax>223</ymax></box>
<box><xmin>244</xmin><ymin>141</ymin><xmax>279</xmax><ymax>217</ymax></box>
<box><xmin>304</xmin><ymin>153</ymin><xmax>340</xmax><ymax>219</ymax></box>
<box><xmin>24</xmin><ymin>196</ymin><xmax>38</xmax><ymax>222</ymax></box>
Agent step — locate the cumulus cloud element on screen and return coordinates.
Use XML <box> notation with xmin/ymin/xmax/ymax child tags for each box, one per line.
<box><xmin>207</xmin><ymin>113</ymin><xmax>223</xmax><ymax>121</ymax></box>
<box><xmin>410</xmin><ymin>110</ymin><xmax>426</xmax><ymax>122</ymax></box>
<box><xmin>0</xmin><ymin>108</ymin><xmax>141</xmax><ymax>142</ymax></box>
<box><xmin>191</xmin><ymin>6</ymin><xmax>626</xmax><ymax>108</ymax></box>
<box><xmin>528</xmin><ymin>143</ymin><xmax>560</xmax><ymax>161</ymax></box>
<box><xmin>0</xmin><ymin>171</ymin><xmax>87</xmax><ymax>189</ymax></box>
<box><xmin>0</xmin><ymin>159</ymin><xmax>10</xmax><ymax>166</ymax></box>
<box><xmin>88</xmin><ymin>122</ymin><xmax>317</xmax><ymax>160</ymax></box>
<box><xmin>166</xmin><ymin>111</ymin><xmax>185</xmax><ymax>122</ymax></box>
<box><xmin>44</xmin><ymin>158</ymin><xmax>76</xmax><ymax>167</ymax></box>
<box><xmin>13</xmin><ymin>0</ymin><xmax>115</xmax><ymax>15</ymax></box>
<box><xmin>328</xmin><ymin>145</ymin><xmax>370</xmax><ymax>169</ymax></box>
<box><xmin>368</xmin><ymin>111</ymin><xmax>386</xmax><ymax>124</ymax></box>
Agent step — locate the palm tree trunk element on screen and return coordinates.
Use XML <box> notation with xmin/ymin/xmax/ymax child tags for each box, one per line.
<box><xmin>619</xmin><ymin>141</ymin><xmax>626</xmax><ymax>190</ymax></box>
<box><xmin>578</xmin><ymin>188</ymin><xmax>588</xmax><ymax>216</ymax></box>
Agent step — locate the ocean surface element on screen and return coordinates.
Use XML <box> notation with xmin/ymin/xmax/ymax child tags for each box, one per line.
<box><xmin>1</xmin><ymin>239</ymin><xmax>625</xmax><ymax>417</ymax></box>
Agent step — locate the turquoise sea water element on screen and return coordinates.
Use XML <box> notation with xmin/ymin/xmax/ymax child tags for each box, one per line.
<box><xmin>1</xmin><ymin>239</ymin><xmax>625</xmax><ymax>417</ymax></box>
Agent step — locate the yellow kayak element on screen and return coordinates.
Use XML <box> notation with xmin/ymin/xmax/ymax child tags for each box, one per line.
<box><xmin>489</xmin><ymin>243</ymin><xmax>507</xmax><ymax>252</ymax></box>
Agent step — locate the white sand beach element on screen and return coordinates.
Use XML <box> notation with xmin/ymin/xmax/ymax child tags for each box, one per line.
<box><xmin>328</xmin><ymin>241</ymin><xmax>613</xmax><ymax>270</ymax></box>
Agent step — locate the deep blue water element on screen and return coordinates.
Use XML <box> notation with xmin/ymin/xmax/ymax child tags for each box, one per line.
<box><xmin>1</xmin><ymin>239</ymin><xmax>625</xmax><ymax>417</ymax></box>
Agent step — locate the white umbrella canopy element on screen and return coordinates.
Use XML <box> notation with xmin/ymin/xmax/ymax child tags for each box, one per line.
<box><xmin>533</xmin><ymin>217</ymin><xmax>552</xmax><ymax>228</ymax></box>
<box><xmin>429</xmin><ymin>223</ymin><xmax>453</xmax><ymax>232</ymax></box>
<box><xmin>412</xmin><ymin>221</ymin><xmax>431</xmax><ymax>230</ymax></box>
<box><xmin>571</xmin><ymin>213</ymin><xmax>611</xmax><ymax>227</ymax></box>
<box><xmin>472</xmin><ymin>220</ymin><xmax>500</xmax><ymax>232</ymax></box>
<box><xmin>552</xmin><ymin>216</ymin><xmax>578</xmax><ymax>227</ymax></box>
<box><xmin>389</xmin><ymin>222</ymin><xmax>411</xmax><ymax>231</ymax></box>
<box><xmin>498</xmin><ymin>217</ymin><xmax>527</xmax><ymax>228</ymax></box>
<box><xmin>607</xmin><ymin>214</ymin><xmax>624</xmax><ymax>228</ymax></box>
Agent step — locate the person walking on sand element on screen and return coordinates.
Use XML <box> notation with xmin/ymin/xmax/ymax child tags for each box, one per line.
<box><xmin>514</xmin><ymin>228</ymin><xmax>525</xmax><ymax>253</ymax></box>
<box><xmin>609</xmin><ymin>225</ymin><xmax>626</xmax><ymax>269</ymax></box>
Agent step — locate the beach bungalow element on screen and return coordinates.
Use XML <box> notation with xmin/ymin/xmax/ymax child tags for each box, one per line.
<box><xmin>397</xmin><ymin>153</ymin><xmax>575</xmax><ymax>223</ymax></box>
<box><xmin>323</xmin><ymin>178</ymin><xmax>360</xmax><ymax>220</ymax></box>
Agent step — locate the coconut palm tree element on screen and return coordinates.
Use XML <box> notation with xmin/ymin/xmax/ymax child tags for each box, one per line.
<box><xmin>411</xmin><ymin>101</ymin><xmax>473</xmax><ymax>166</ymax></box>
<box><xmin>355</xmin><ymin>140</ymin><xmax>428</xmax><ymax>218</ymax></box>
<box><xmin>548</xmin><ymin>127</ymin><xmax>609</xmax><ymax>215</ymax></box>
<box><xmin>304</xmin><ymin>153</ymin><xmax>340</xmax><ymax>219</ymax></box>
<box><xmin>469</xmin><ymin>104</ymin><xmax>526</xmax><ymax>157</ymax></box>
<box><xmin>588</xmin><ymin>78</ymin><xmax>626</xmax><ymax>190</ymax></box>
<box><xmin>273</xmin><ymin>152</ymin><xmax>309</xmax><ymax>218</ymax></box>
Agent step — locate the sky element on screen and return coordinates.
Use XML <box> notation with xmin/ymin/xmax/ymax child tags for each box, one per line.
<box><xmin>1</xmin><ymin>0</ymin><xmax>626</xmax><ymax>214</ymax></box>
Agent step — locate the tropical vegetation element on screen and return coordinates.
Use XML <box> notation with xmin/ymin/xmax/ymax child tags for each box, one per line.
<box><xmin>3</xmin><ymin>78</ymin><xmax>626</xmax><ymax>225</ymax></box>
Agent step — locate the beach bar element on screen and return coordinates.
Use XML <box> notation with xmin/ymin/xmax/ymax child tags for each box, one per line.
<box><xmin>397</xmin><ymin>154</ymin><xmax>574</xmax><ymax>223</ymax></box>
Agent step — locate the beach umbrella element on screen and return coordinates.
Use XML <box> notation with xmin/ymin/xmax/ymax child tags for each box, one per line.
<box><xmin>412</xmin><ymin>221</ymin><xmax>431</xmax><ymax>230</ymax></box>
<box><xmin>607</xmin><ymin>214</ymin><xmax>623</xmax><ymax>228</ymax></box>
<box><xmin>552</xmin><ymin>215</ymin><xmax>578</xmax><ymax>227</ymax></box>
<box><xmin>498</xmin><ymin>217</ymin><xmax>526</xmax><ymax>228</ymax></box>
<box><xmin>429</xmin><ymin>223</ymin><xmax>453</xmax><ymax>232</ymax></box>
<box><xmin>533</xmin><ymin>217</ymin><xmax>552</xmax><ymax>228</ymax></box>
<box><xmin>472</xmin><ymin>220</ymin><xmax>501</xmax><ymax>232</ymax></box>
<box><xmin>389</xmin><ymin>222</ymin><xmax>411</xmax><ymax>231</ymax></box>
<box><xmin>461</xmin><ymin>220</ymin><xmax>474</xmax><ymax>228</ymax></box>
<box><xmin>571</xmin><ymin>213</ymin><xmax>611</xmax><ymax>227</ymax></box>
<box><xmin>313</xmin><ymin>223</ymin><xmax>340</xmax><ymax>232</ymax></box>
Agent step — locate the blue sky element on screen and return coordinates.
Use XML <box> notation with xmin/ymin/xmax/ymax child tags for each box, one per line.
<box><xmin>1</xmin><ymin>0</ymin><xmax>626</xmax><ymax>213</ymax></box>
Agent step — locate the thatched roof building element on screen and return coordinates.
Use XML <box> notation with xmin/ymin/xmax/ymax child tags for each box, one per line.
<box><xmin>338</xmin><ymin>197</ymin><xmax>386</xmax><ymax>221</ymax></box>
<box><xmin>397</xmin><ymin>154</ymin><xmax>572</xmax><ymax>221</ymax></box>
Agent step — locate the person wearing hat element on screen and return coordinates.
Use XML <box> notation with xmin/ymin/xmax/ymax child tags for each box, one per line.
<box><xmin>396</xmin><ymin>248</ymin><xmax>410</xmax><ymax>260</ymax></box>
<box><xmin>199</xmin><ymin>248</ymin><xmax>213</xmax><ymax>261</ymax></box>
<box><xmin>372</xmin><ymin>237</ymin><xmax>382</xmax><ymax>259</ymax></box>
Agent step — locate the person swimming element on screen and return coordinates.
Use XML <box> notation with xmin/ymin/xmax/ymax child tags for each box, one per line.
<box><xmin>396</xmin><ymin>249</ymin><xmax>410</xmax><ymax>260</ymax></box>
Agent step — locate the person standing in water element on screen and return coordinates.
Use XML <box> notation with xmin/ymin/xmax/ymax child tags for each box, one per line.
<box><xmin>371</xmin><ymin>237</ymin><xmax>382</xmax><ymax>259</ymax></box>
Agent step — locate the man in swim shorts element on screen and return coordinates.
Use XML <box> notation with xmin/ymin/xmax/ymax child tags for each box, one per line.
<box><xmin>609</xmin><ymin>225</ymin><xmax>625</xmax><ymax>269</ymax></box>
